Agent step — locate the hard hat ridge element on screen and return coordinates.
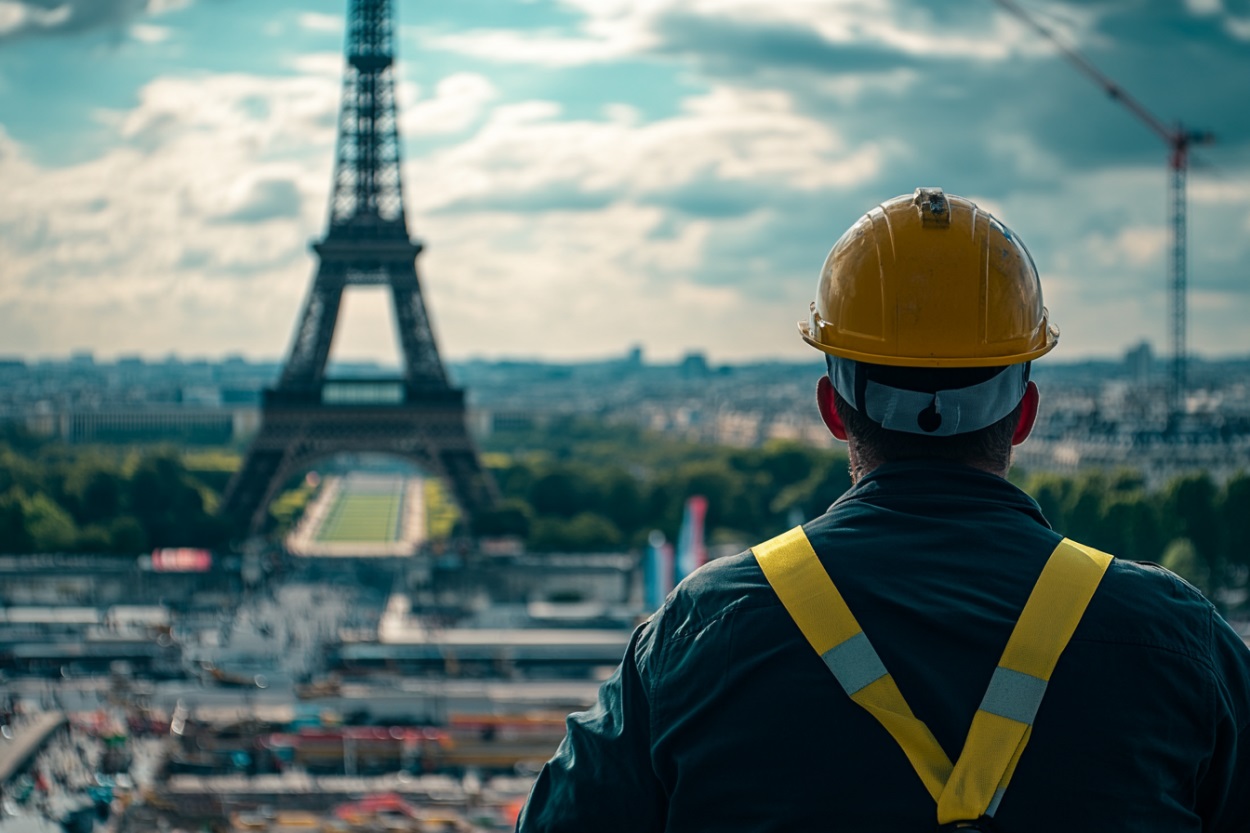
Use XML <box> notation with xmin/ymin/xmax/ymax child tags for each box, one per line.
<box><xmin>799</xmin><ymin>188</ymin><xmax>1059</xmax><ymax>369</ymax></box>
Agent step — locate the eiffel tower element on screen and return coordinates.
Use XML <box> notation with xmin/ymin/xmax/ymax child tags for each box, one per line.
<box><xmin>220</xmin><ymin>0</ymin><xmax>496</xmax><ymax>536</ymax></box>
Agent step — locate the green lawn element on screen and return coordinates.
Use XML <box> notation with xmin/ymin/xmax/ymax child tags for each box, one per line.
<box><xmin>315</xmin><ymin>487</ymin><xmax>403</xmax><ymax>543</ymax></box>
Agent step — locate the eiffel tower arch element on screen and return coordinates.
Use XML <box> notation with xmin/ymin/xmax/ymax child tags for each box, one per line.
<box><xmin>220</xmin><ymin>0</ymin><xmax>496</xmax><ymax>536</ymax></box>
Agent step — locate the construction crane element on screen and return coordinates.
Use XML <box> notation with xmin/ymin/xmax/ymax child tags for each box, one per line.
<box><xmin>990</xmin><ymin>0</ymin><xmax>1213</xmax><ymax>414</ymax></box>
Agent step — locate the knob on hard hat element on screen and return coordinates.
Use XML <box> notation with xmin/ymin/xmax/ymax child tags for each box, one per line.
<box><xmin>799</xmin><ymin>188</ymin><xmax>1059</xmax><ymax>368</ymax></box>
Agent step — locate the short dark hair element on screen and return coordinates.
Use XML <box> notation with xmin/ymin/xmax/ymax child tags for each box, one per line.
<box><xmin>830</xmin><ymin>365</ymin><xmax>1024</xmax><ymax>473</ymax></box>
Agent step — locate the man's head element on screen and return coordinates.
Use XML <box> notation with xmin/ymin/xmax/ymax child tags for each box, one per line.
<box><xmin>799</xmin><ymin>188</ymin><xmax>1056</xmax><ymax>479</ymax></box>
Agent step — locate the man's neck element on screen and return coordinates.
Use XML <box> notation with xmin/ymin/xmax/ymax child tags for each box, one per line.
<box><xmin>846</xmin><ymin>447</ymin><xmax>1010</xmax><ymax>485</ymax></box>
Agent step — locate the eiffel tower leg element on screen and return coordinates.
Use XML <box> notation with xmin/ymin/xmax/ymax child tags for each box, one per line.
<box><xmin>391</xmin><ymin>269</ymin><xmax>447</xmax><ymax>389</ymax></box>
<box><xmin>439</xmin><ymin>446</ymin><xmax>499</xmax><ymax>530</ymax></box>
<box><xmin>433</xmin><ymin>420</ymin><xmax>499</xmax><ymax>523</ymax></box>
<box><xmin>220</xmin><ymin>414</ymin><xmax>310</xmax><ymax>535</ymax></box>
<box><xmin>401</xmin><ymin>407</ymin><xmax>499</xmax><ymax>531</ymax></box>
<box><xmin>220</xmin><ymin>448</ymin><xmax>280</xmax><ymax>534</ymax></box>
<box><xmin>280</xmin><ymin>263</ymin><xmax>347</xmax><ymax>390</ymax></box>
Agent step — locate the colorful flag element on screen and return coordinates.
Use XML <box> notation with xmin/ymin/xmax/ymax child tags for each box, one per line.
<box><xmin>674</xmin><ymin>495</ymin><xmax>708</xmax><ymax>583</ymax></box>
<box><xmin>644</xmin><ymin>530</ymin><xmax>674</xmax><ymax>611</ymax></box>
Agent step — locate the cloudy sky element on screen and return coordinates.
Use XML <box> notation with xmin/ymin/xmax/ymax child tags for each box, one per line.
<box><xmin>1</xmin><ymin>0</ymin><xmax>1249</xmax><ymax>367</ymax></box>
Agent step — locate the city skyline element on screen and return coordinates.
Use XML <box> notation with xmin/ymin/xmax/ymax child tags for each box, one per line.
<box><xmin>2</xmin><ymin>0</ymin><xmax>1250</xmax><ymax>365</ymax></box>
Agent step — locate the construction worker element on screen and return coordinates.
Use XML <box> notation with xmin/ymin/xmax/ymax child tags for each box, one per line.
<box><xmin>516</xmin><ymin>189</ymin><xmax>1250</xmax><ymax>831</ymax></box>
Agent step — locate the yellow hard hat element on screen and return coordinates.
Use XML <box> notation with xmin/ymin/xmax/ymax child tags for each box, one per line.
<box><xmin>799</xmin><ymin>188</ymin><xmax>1059</xmax><ymax>368</ymax></box>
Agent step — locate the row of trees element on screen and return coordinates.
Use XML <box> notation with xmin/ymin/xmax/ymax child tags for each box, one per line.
<box><xmin>1026</xmin><ymin>468</ymin><xmax>1250</xmax><ymax>596</ymax></box>
<box><xmin>0</xmin><ymin>432</ymin><xmax>233</xmax><ymax>554</ymax></box>
<box><xmin>479</xmin><ymin>440</ymin><xmax>851</xmax><ymax>551</ymax></box>
<box><xmin>484</xmin><ymin>443</ymin><xmax>1249</xmax><ymax>576</ymax></box>
<box><xmin>1</xmin><ymin>419</ymin><xmax>1247</xmax><ymax>601</ymax></box>
<box><xmin>474</xmin><ymin>419</ymin><xmax>1250</xmax><ymax>601</ymax></box>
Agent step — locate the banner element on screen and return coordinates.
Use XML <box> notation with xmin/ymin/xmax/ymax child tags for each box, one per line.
<box><xmin>674</xmin><ymin>495</ymin><xmax>708</xmax><ymax>583</ymax></box>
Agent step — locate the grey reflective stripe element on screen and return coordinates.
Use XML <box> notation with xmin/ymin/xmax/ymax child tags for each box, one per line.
<box><xmin>978</xmin><ymin>666</ymin><xmax>1048</xmax><ymax>724</ymax></box>
<box><xmin>820</xmin><ymin>631</ymin><xmax>889</xmax><ymax>696</ymax></box>
<box><xmin>987</xmin><ymin>786</ymin><xmax>1007</xmax><ymax>817</ymax></box>
<box><xmin>826</xmin><ymin>354</ymin><xmax>1028</xmax><ymax>437</ymax></box>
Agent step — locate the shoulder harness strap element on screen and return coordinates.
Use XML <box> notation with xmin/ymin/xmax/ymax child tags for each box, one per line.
<box><xmin>753</xmin><ymin>526</ymin><xmax>1112</xmax><ymax>824</ymax></box>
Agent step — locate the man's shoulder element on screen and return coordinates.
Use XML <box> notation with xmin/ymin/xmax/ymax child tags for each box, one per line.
<box><xmin>657</xmin><ymin>543</ymin><xmax>780</xmax><ymax>646</ymax></box>
<box><xmin>1102</xmin><ymin>556</ymin><xmax>1211</xmax><ymax>606</ymax></box>
<box><xmin>658</xmin><ymin>511</ymin><xmax>898</xmax><ymax>643</ymax></box>
<box><xmin>656</xmin><ymin>516</ymin><xmax>859</xmax><ymax>642</ymax></box>
<box><xmin>1077</xmin><ymin>551</ymin><xmax>1217</xmax><ymax>664</ymax></box>
<box><xmin>1096</xmin><ymin>557</ymin><xmax>1250</xmax><ymax>729</ymax></box>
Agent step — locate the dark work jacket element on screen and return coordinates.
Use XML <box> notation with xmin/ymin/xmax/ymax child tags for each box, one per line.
<box><xmin>517</xmin><ymin>461</ymin><xmax>1250</xmax><ymax>832</ymax></box>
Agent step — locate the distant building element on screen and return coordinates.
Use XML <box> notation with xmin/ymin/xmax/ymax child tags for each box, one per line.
<box><xmin>34</xmin><ymin>407</ymin><xmax>257</xmax><ymax>444</ymax></box>
<box><xmin>1125</xmin><ymin>341</ymin><xmax>1154</xmax><ymax>387</ymax></box>
<box><xmin>625</xmin><ymin>344</ymin><xmax>644</xmax><ymax>370</ymax></box>
<box><xmin>679</xmin><ymin>351</ymin><xmax>710</xmax><ymax>378</ymax></box>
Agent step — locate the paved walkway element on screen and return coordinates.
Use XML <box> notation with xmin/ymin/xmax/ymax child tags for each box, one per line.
<box><xmin>0</xmin><ymin>712</ymin><xmax>66</xmax><ymax>784</ymax></box>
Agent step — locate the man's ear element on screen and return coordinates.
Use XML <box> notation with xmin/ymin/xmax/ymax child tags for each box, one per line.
<box><xmin>1012</xmin><ymin>380</ymin><xmax>1040</xmax><ymax>446</ymax></box>
<box><xmin>817</xmin><ymin>375</ymin><xmax>848</xmax><ymax>442</ymax></box>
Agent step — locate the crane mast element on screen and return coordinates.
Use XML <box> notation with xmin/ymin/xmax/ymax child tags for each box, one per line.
<box><xmin>990</xmin><ymin>0</ymin><xmax>1212</xmax><ymax>413</ymax></box>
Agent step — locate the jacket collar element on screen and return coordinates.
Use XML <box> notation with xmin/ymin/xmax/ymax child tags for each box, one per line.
<box><xmin>831</xmin><ymin>460</ymin><xmax>1051</xmax><ymax>528</ymax></box>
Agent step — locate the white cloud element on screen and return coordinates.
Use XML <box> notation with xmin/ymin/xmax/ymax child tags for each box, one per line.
<box><xmin>3</xmin><ymin>0</ymin><xmax>1247</xmax><ymax>364</ymax></box>
<box><xmin>387</xmin><ymin>84</ymin><xmax>885</xmax><ymax>361</ymax></box>
<box><xmin>423</xmin><ymin>0</ymin><xmax>660</xmax><ymax>67</ymax></box>
<box><xmin>0</xmin><ymin>71</ymin><xmax>342</xmax><ymax>359</ymax></box>
<box><xmin>1225</xmin><ymin>15</ymin><xmax>1250</xmax><ymax>40</ymax></box>
<box><xmin>809</xmin><ymin>68</ymin><xmax>920</xmax><ymax>105</ymax></box>
<box><xmin>399</xmin><ymin>73</ymin><xmax>497</xmax><ymax>137</ymax></box>
<box><xmin>1184</xmin><ymin>0</ymin><xmax>1223</xmax><ymax>14</ymax></box>
<box><xmin>0</xmin><ymin>5</ymin><xmax>20</xmax><ymax>34</ymax></box>
<box><xmin>1110</xmin><ymin>226</ymin><xmax>1170</xmax><ymax>269</ymax></box>
<box><xmin>424</xmin><ymin>0</ymin><xmax>1072</xmax><ymax>68</ymax></box>
<box><xmin>298</xmin><ymin>12</ymin><xmax>342</xmax><ymax>34</ymax></box>
<box><xmin>749</xmin><ymin>0</ymin><xmax>1052</xmax><ymax>61</ymax></box>
<box><xmin>0</xmin><ymin>63</ymin><xmax>884</xmax><ymax>363</ymax></box>
<box><xmin>287</xmin><ymin>51</ymin><xmax>343</xmax><ymax>79</ymax></box>
<box><xmin>403</xmin><ymin>84</ymin><xmax>877</xmax><ymax>219</ymax></box>
<box><xmin>130</xmin><ymin>23</ymin><xmax>170</xmax><ymax>43</ymax></box>
<box><xmin>602</xmin><ymin>103</ymin><xmax>642</xmax><ymax>126</ymax></box>
<box><xmin>0</xmin><ymin>0</ymin><xmax>191</xmax><ymax>41</ymax></box>
<box><xmin>0</xmin><ymin>1</ymin><xmax>69</xmax><ymax>37</ymax></box>
<box><xmin>425</xmin><ymin>26</ymin><xmax>653</xmax><ymax>67</ymax></box>
<box><xmin>1190</xmin><ymin>177</ymin><xmax>1250</xmax><ymax>205</ymax></box>
<box><xmin>415</xmin><ymin>205</ymin><xmax>755</xmax><ymax>361</ymax></box>
<box><xmin>147</xmin><ymin>0</ymin><xmax>192</xmax><ymax>14</ymax></box>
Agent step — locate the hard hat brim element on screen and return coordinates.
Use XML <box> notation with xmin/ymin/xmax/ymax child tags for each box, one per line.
<box><xmin>799</xmin><ymin>321</ymin><xmax>1059</xmax><ymax>369</ymax></box>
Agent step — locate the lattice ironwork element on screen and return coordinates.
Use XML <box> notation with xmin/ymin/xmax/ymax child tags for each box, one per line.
<box><xmin>221</xmin><ymin>0</ymin><xmax>495</xmax><ymax>535</ymax></box>
<box><xmin>1169</xmin><ymin>151</ymin><xmax>1187</xmax><ymax>411</ymax></box>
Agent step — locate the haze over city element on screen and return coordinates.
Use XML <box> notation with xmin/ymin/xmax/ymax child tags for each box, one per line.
<box><xmin>2</xmin><ymin>0</ymin><xmax>1250</xmax><ymax>366</ymax></box>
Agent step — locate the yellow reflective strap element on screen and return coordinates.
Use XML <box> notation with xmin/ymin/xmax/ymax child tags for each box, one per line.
<box><xmin>753</xmin><ymin>526</ymin><xmax>860</xmax><ymax>653</ymax></box>
<box><xmin>851</xmin><ymin>677</ymin><xmax>953</xmax><ymax>802</ymax></box>
<box><xmin>998</xmin><ymin>539</ymin><xmax>1113</xmax><ymax>678</ymax></box>
<box><xmin>937</xmin><ymin>538</ymin><xmax>1112</xmax><ymax>823</ymax></box>
<box><xmin>755</xmin><ymin>528</ymin><xmax>1111</xmax><ymax>823</ymax></box>
<box><xmin>753</xmin><ymin>527</ymin><xmax>953</xmax><ymax>803</ymax></box>
<box><xmin>993</xmin><ymin>724</ymin><xmax>1031</xmax><ymax>812</ymax></box>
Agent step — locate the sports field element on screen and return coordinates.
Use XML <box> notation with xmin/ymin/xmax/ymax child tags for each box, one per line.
<box><xmin>314</xmin><ymin>477</ymin><xmax>404</xmax><ymax>543</ymax></box>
